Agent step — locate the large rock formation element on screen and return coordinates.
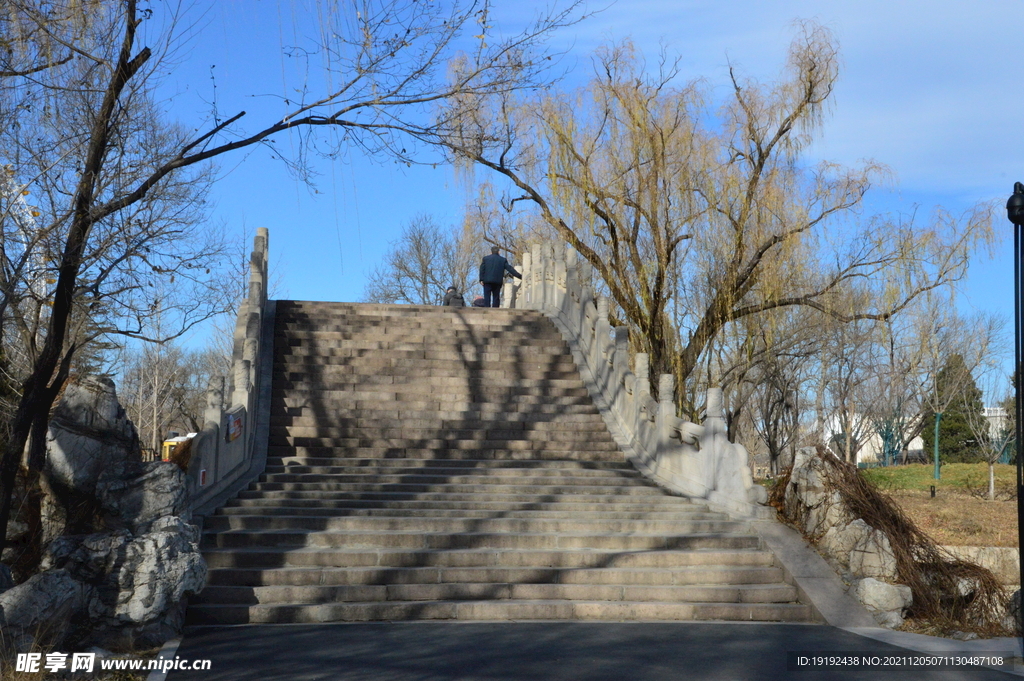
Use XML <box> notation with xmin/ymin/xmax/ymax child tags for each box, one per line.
<box><xmin>40</xmin><ymin>510</ymin><xmax>207</xmax><ymax>648</ymax></box>
<box><xmin>0</xmin><ymin>376</ymin><xmax>206</xmax><ymax>652</ymax></box>
<box><xmin>45</xmin><ymin>376</ymin><xmax>141</xmax><ymax>497</ymax></box>
<box><xmin>785</xmin><ymin>449</ymin><xmax>899</xmax><ymax>581</ymax></box>
<box><xmin>0</xmin><ymin>569</ymin><xmax>86</xmax><ymax>652</ymax></box>
<box><xmin>783</xmin><ymin>448</ymin><xmax>908</xmax><ymax>627</ymax></box>
<box><xmin>855</xmin><ymin>578</ymin><xmax>913</xmax><ymax>629</ymax></box>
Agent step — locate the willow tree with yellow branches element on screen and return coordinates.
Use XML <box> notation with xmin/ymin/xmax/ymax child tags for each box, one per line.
<box><xmin>438</xmin><ymin>22</ymin><xmax>993</xmax><ymax>410</ymax></box>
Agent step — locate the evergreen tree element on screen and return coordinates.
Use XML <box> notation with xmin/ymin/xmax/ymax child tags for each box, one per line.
<box><xmin>921</xmin><ymin>354</ymin><xmax>984</xmax><ymax>464</ymax></box>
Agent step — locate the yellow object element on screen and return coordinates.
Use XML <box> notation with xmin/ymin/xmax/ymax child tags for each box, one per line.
<box><xmin>161</xmin><ymin>434</ymin><xmax>196</xmax><ymax>461</ymax></box>
<box><xmin>161</xmin><ymin>440</ymin><xmax>179</xmax><ymax>461</ymax></box>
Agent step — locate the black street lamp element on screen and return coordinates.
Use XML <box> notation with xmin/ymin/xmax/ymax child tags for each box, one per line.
<box><xmin>1004</xmin><ymin>181</ymin><xmax>1024</xmax><ymax>651</ymax></box>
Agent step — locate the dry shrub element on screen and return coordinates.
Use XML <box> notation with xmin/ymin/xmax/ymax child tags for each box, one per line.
<box><xmin>766</xmin><ymin>465</ymin><xmax>792</xmax><ymax>514</ymax></box>
<box><xmin>806</xmin><ymin>449</ymin><xmax>1009</xmax><ymax>636</ymax></box>
<box><xmin>167</xmin><ymin>436</ymin><xmax>192</xmax><ymax>472</ymax></box>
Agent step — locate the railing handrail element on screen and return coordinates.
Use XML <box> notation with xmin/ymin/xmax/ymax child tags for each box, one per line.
<box><xmin>188</xmin><ymin>228</ymin><xmax>270</xmax><ymax>514</ymax></box>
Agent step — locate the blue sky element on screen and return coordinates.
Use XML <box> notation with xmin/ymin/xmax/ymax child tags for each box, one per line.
<box><xmin>156</xmin><ymin>1</ymin><xmax>1021</xmax><ymax>358</ymax></box>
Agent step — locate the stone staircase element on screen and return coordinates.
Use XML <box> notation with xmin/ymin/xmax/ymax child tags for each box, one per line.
<box><xmin>187</xmin><ymin>301</ymin><xmax>814</xmax><ymax>625</ymax></box>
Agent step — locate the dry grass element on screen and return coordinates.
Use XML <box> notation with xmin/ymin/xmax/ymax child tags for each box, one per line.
<box><xmin>0</xmin><ymin>628</ymin><xmax>155</xmax><ymax>681</ymax></box>
<box><xmin>888</xmin><ymin>490</ymin><xmax>1017</xmax><ymax>548</ymax></box>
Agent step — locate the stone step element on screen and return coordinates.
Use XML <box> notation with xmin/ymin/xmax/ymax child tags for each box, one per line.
<box><xmin>273</xmin><ymin>371</ymin><xmax>583</xmax><ymax>384</ymax></box>
<box><xmin>273</xmin><ymin>359</ymin><xmax>579</xmax><ymax>374</ymax></box>
<box><xmin>269</xmin><ymin>404</ymin><xmax>604</xmax><ymax>419</ymax></box>
<box><xmin>266</xmin><ymin>435</ymin><xmax>619</xmax><ymax>448</ymax></box>
<box><xmin>279</xmin><ymin>315</ymin><xmax>553</xmax><ymax>325</ymax></box>
<box><xmin>264</xmin><ymin>447</ymin><xmax>625</xmax><ymax>462</ymax></box>
<box><xmin>216</xmin><ymin>506</ymin><xmax>721</xmax><ymax>520</ymax></box>
<box><xmin>271</xmin><ymin>379</ymin><xmax>589</xmax><ymax>393</ymax></box>
<box><xmin>277</xmin><ymin>306</ymin><xmax>546</xmax><ymax>318</ymax></box>
<box><xmin>276</xmin><ymin>323</ymin><xmax>560</xmax><ymax>337</ymax></box>
<box><xmin>246</xmin><ymin>481</ymin><xmax>662</xmax><ymax>496</ymax></box>
<box><xmin>191</xmin><ymin>582</ymin><xmax>798</xmax><ymax>607</ymax></box>
<box><xmin>222</xmin><ymin>499</ymin><xmax>705</xmax><ymax>515</ymax></box>
<box><xmin>201</xmin><ymin>546</ymin><xmax>777</xmax><ymax>570</ymax></box>
<box><xmin>233</xmin><ymin>490</ymin><xmax>682</xmax><ymax>505</ymax></box>
<box><xmin>265</xmin><ymin>440</ymin><xmax>620</xmax><ymax>453</ymax></box>
<box><xmin>268</xmin><ymin>427</ymin><xmax>615</xmax><ymax>442</ymax></box>
<box><xmin>263</xmin><ymin>457</ymin><xmax>629</xmax><ymax>472</ymax></box>
<box><xmin>269</xmin><ymin>392</ymin><xmax>596</xmax><ymax>405</ymax></box>
<box><xmin>270</xmin><ymin>412</ymin><xmax>605</xmax><ymax>428</ymax></box>
<box><xmin>276</xmin><ymin>331</ymin><xmax>562</xmax><ymax>345</ymax></box>
<box><xmin>275</xmin><ymin>347</ymin><xmax>571</xmax><ymax>361</ymax></box>
<box><xmin>185</xmin><ymin>599</ymin><xmax>813</xmax><ymax>625</ymax></box>
<box><xmin>270</xmin><ymin>390</ymin><xmax>593</xmax><ymax>404</ymax></box>
<box><xmin>204</xmin><ymin>564</ymin><xmax>785</xmax><ymax>588</ymax></box>
<box><xmin>202</xmin><ymin>530</ymin><xmax>757</xmax><ymax>551</ymax></box>
<box><xmin>202</xmin><ymin>515</ymin><xmax>742</xmax><ymax>535</ymax></box>
<box><xmin>190</xmin><ymin>300</ymin><xmax>809</xmax><ymax>626</ymax></box>
<box><xmin>255</xmin><ymin>472</ymin><xmax>652</xmax><ymax>488</ymax></box>
<box><xmin>260</xmin><ymin>463</ymin><xmax>640</xmax><ymax>478</ymax></box>
<box><xmin>276</xmin><ymin>307</ymin><xmax>545</xmax><ymax>320</ymax></box>
<box><xmin>268</xmin><ymin>405</ymin><xmax>600</xmax><ymax>421</ymax></box>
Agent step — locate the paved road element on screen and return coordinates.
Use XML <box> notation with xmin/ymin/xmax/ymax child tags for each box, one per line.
<box><xmin>165</xmin><ymin>622</ymin><xmax>1019</xmax><ymax>680</ymax></box>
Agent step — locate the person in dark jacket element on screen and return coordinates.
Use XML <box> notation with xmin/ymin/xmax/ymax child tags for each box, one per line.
<box><xmin>478</xmin><ymin>246</ymin><xmax>521</xmax><ymax>308</ymax></box>
<box><xmin>442</xmin><ymin>286</ymin><xmax>465</xmax><ymax>307</ymax></box>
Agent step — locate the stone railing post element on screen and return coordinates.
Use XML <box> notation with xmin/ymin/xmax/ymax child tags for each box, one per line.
<box><xmin>521</xmin><ymin>250</ymin><xmax>532</xmax><ymax>301</ymax></box>
<box><xmin>248</xmin><ymin>251</ymin><xmax>263</xmax><ymax>303</ymax></box>
<box><xmin>634</xmin><ymin>353</ymin><xmax>650</xmax><ymax>401</ymax></box>
<box><xmin>565</xmin><ymin>246</ymin><xmax>578</xmax><ymax>290</ymax></box>
<box><xmin>613</xmin><ymin>327</ymin><xmax>629</xmax><ymax>394</ymax></box>
<box><xmin>553</xmin><ymin>244</ymin><xmax>567</xmax><ymax>312</ymax></box>
<box><xmin>578</xmin><ymin>259</ymin><xmax>592</xmax><ymax>303</ymax></box>
<box><xmin>540</xmin><ymin>243</ymin><xmax>553</xmax><ymax>310</ymax></box>
<box><xmin>204</xmin><ymin>376</ymin><xmax>224</xmax><ymax>428</ymax></box>
<box><xmin>596</xmin><ymin>296</ymin><xmax>609</xmax><ymax>336</ymax></box>
<box><xmin>594</xmin><ymin>296</ymin><xmax>611</xmax><ymax>387</ymax></box>
<box><xmin>232</xmin><ymin>359</ymin><xmax>250</xmax><ymax>407</ymax></box>
<box><xmin>658</xmin><ymin>374</ymin><xmax>676</xmax><ymax>442</ymax></box>
<box><xmin>703</xmin><ymin>387</ymin><xmax>726</xmax><ymax>492</ymax></box>
<box><xmin>530</xmin><ymin>243</ymin><xmax>542</xmax><ymax>310</ymax></box>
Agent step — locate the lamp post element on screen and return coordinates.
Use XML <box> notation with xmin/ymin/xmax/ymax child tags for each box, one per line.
<box><xmin>1004</xmin><ymin>182</ymin><xmax>1024</xmax><ymax>650</ymax></box>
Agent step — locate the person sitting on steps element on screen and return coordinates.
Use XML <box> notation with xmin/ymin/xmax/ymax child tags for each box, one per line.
<box><xmin>442</xmin><ymin>285</ymin><xmax>465</xmax><ymax>307</ymax></box>
<box><xmin>478</xmin><ymin>246</ymin><xmax>521</xmax><ymax>308</ymax></box>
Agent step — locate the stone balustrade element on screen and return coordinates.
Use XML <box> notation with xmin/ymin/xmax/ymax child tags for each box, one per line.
<box><xmin>188</xmin><ymin>228</ymin><xmax>270</xmax><ymax>511</ymax></box>
<box><xmin>504</xmin><ymin>243</ymin><xmax>769</xmax><ymax>518</ymax></box>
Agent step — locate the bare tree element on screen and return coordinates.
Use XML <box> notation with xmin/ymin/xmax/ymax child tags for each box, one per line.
<box><xmin>894</xmin><ymin>303</ymin><xmax>1005</xmax><ymax>463</ymax></box>
<box><xmin>0</xmin><ymin>0</ymin><xmax>586</xmax><ymax>557</ymax></box>
<box><xmin>817</xmin><ymin>315</ymin><xmax>884</xmax><ymax>464</ymax></box>
<box><xmin>747</xmin><ymin>324</ymin><xmax>811</xmax><ymax>474</ymax></box>
<box><xmin>119</xmin><ymin>340</ymin><xmax>228</xmax><ymax>459</ymax></box>
<box><xmin>961</xmin><ymin>370</ymin><xmax>1014</xmax><ymax>500</ymax></box>
<box><xmin>364</xmin><ymin>215</ymin><xmax>476</xmax><ymax>305</ymax></box>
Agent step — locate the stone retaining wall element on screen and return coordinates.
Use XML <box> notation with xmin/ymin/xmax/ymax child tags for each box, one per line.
<box><xmin>942</xmin><ymin>546</ymin><xmax>1019</xmax><ymax>587</ymax></box>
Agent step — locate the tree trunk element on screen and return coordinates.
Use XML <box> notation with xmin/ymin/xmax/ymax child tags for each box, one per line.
<box><xmin>988</xmin><ymin>461</ymin><xmax>995</xmax><ymax>501</ymax></box>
